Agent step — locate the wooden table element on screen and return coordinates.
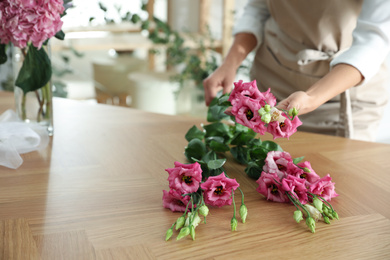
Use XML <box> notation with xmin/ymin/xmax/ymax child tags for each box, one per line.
<box><xmin>1</xmin><ymin>92</ymin><xmax>390</xmax><ymax>259</ymax></box>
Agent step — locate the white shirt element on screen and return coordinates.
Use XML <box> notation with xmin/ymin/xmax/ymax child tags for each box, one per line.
<box><xmin>233</xmin><ymin>0</ymin><xmax>390</xmax><ymax>82</ymax></box>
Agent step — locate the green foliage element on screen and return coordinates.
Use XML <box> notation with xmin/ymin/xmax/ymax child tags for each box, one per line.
<box><xmin>0</xmin><ymin>44</ymin><xmax>7</xmax><ymax>64</ymax></box>
<box><xmin>15</xmin><ymin>44</ymin><xmax>52</xmax><ymax>94</ymax></box>
<box><xmin>184</xmin><ymin>95</ymin><xmax>285</xmax><ymax>179</ymax></box>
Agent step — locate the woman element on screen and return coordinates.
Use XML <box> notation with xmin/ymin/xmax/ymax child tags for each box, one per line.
<box><xmin>203</xmin><ymin>0</ymin><xmax>390</xmax><ymax>141</ymax></box>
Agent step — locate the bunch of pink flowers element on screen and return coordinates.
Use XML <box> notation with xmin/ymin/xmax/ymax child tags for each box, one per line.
<box><xmin>0</xmin><ymin>0</ymin><xmax>64</xmax><ymax>49</ymax></box>
<box><xmin>163</xmin><ymin>161</ymin><xmax>245</xmax><ymax>241</ymax></box>
<box><xmin>256</xmin><ymin>151</ymin><xmax>339</xmax><ymax>232</ymax></box>
<box><xmin>228</xmin><ymin>80</ymin><xmax>302</xmax><ymax>139</ymax></box>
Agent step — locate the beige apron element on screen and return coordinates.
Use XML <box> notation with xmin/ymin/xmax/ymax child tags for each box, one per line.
<box><xmin>250</xmin><ymin>0</ymin><xmax>389</xmax><ymax>141</ymax></box>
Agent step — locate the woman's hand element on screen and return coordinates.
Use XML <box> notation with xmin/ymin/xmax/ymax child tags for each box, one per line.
<box><xmin>277</xmin><ymin>91</ymin><xmax>317</xmax><ymax>115</ymax></box>
<box><xmin>203</xmin><ymin>64</ymin><xmax>237</xmax><ymax>106</ymax></box>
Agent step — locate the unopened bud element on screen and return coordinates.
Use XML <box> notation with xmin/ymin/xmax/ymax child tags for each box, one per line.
<box><xmin>332</xmin><ymin>211</ymin><xmax>339</xmax><ymax>220</ymax></box>
<box><xmin>293</xmin><ymin>210</ymin><xmax>303</xmax><ymax>223</ymax></box>
<box><xmin>239</xmin><ymin>204</ymin><xmax>248</xmax><ymax>223</ymax></box>
<box><xmin>261</xmin><ymin>113</ymin><xmax>271</xmax><ymax>124</ymax></box>
<box><xmin>288</xmin><ymin>107</ymin><xmax>299</xmax><ymax>117</ymax></box>
<box><xmin>324</xmin><ymin>216</ymin><xmax>331</xmax><ymax>224</ymax></box>
<box><xmin>175</xmin><ymin>216</ymin><xmax>185</xmax><ymax>230</ymax></box>
<box><xmin>198</xmin><ymin>205</ymin><xmax>209</xmax><ymax>217</ymax></box>
<box><xmin>258</xmin><ymin>107</ymin><xmax>267</xmax><ymax>116</ymax></box>
<box><xmin>165</xmin><ymin>228</ymin><xmax>173</xmax><ymax>241</ymax></box>
<box><xmin>313</xmin><ymin>197</ymin><xmax>323</xmax><ymax>213</ymax></box>
<box><xmin>303</xmin><ymin>167</ymin><xmax>311</xmax><ymax>173</ymax></box>
<box><xmin>264</xmin><ymin>104</ymin><xmax>271</xmax><ymax>112</ymax></box>
<box><xmin>306</xmin><ymin>217</ymin><xmax>316</xmax><ymax>233</ymax></box>
<box><xmin>231</xmin><ymin>217</ymin><xmax>238</xmax><ymax>231</ymax></box>
<box><xmin>176</xmin><ymin>226</ymin><xmax>190</xmax><ymax>240</ymax></box>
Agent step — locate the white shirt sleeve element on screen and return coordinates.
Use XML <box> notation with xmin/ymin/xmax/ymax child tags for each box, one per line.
<box><xmin>330</xmin><ymin>0</ymin><xmax>390</xmax><ymax>83</ymax></box>
<box><xmin>232</xmin><ymin>0</ymin><xmax>270</xmax><ymax>51</ymax></box>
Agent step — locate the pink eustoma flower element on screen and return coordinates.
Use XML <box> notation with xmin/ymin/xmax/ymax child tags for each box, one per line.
<box><xmin>162</xmin><ymin>189</ymin><xmax>191</xmax><ymax>212</ymax></box>
<box><xmin>200</xmin><ymin>173</ymin><xmax>240</xmax><ymax>207</ymax></box>
<box><xmin>267</xmin><ymin>114</ymin><xmax>302</xmax><ymax>139</ymax></box>
<box><xmin>296</xmin><ymin>161</ymin><xmax>321</xmax><ymax>184</ymax></box>
<box><xmin>228</xmin><ymin>80</ymin><xmax>263</xmax><ymax>106</ymax></box>
<box><xmin>166</xmin><ymin>161</ymin><xmax>202</xmax><ymax>194</ymax></box>
<box><xmin>256</xmin><ymin>172</ymin><xmax>289</xmax><ymax>203</ymax></box>
<box><xmin>309</xmin><ymin>174</ymin><xmax>339</xmax><ymax>201</ymax></box>
<box><xmin>263</xmin><ymin>151</ymin><xmax>294</xmax><ymax>180</ymax></box>
<box><xmin>231</xmin><ymin>96</ymin><xmax>267</xmax><ymax>134</ymax></box>
<box><xmin>281</xmin><ymin>175</ymin><xmax>308</xmax><ymax>204</ymax></box>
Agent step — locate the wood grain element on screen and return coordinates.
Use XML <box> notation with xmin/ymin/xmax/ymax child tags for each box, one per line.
<box><xmin>1</xmin><ymin>92</ymin><xmax>390</xmax><ymax>259</ymax></box>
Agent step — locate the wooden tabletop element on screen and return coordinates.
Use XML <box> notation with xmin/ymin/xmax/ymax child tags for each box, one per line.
<box><xmin>1</xmin><ymin>91</ymin><xmax>390</xmax><ymax>259</ymax></box>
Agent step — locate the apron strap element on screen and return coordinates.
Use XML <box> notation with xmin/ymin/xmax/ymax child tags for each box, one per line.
<box><xmin>337</xmin><ymin>90</ymin><xmax>354</xmax><ymax>138</ymax></box>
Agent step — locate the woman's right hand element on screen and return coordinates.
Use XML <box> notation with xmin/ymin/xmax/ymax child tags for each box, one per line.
<box><xmin>203</xmin><ymin>64</ymin><xmax>237</xmax><ymax>106</ymax></box>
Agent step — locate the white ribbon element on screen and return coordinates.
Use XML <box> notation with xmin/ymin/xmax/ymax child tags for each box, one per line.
<box><xmin>0</xmin><ymin>109</ymin><xmax>49</xmax><ymax>169</ymax></box>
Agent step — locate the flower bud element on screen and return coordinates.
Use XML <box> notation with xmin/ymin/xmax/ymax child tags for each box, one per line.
<box><xmin>293</xmin><ymin>210</ymin><xmax>303</xmax><ymax>223</ymax></box>
<box><xmin>239</xmin><ymin>204</ymin><xmax>248</xmax><ymax>223</ymax></box>
<box><xmin>185</xmin><ymin>212</ymin><xmax>202</xmax><ymax>227</ymax></box>
<box><xmin>190</xmin><ymin>225</ymin><xmax>196</xmax><ymax>240</ymax></box>
<box><xmin>258</xmin><ymin>107</ymin><xmax>267</xmax><ymax>116</ymax></box>
<box><xmin>264</xmin><ymin>104</ymin><xmax>271</xmax><ymax>112</ymax></box>
<box><xmin>261</xmin><ymin>113</ymin><xmax>271</xmax><ymax>124</ymax></box>
<box><xmin>175</xmin><ymin>216</ymin><xmax>185</xmax><ymax>230</ymax></box>
<box><xmin>165</xmin><ymin>228</ymin><xmax>173</xmax><ymax>241</ymax></box>
<box><xmin>303</xmin><ymin>167</ymin><xmax>311</xmax><ymax>173</ymax></box>
<box><xmin>332</xmin><ymin>211</ymin><xmax>339</xmax><ymax>220</ymax></box>
<box><xmin>176</xmin><ymin>226</ymin><xmax>190</xmax><ymax>240</ymax></box>
<box><xmin>198</xmin><ymin>205</ymin><xmax>209</xmax><ymax>217</ymax></box>
<box><xmin>288</xmin><ymin>107</ymin><xmax>299</xmax><ymax>117</ymax></box>
<box><xmin>323</xmin><ymin>216</ymin><xmax>331</xmax><ymax>224</ymax></box>
<box><xmin>304</xmin><ymin>204</ymin><xmax>322</xmax><ymax>221</ymax></box>
<box><xmin>306</xmin><ymin>217</ymin><xmax>316</xmax><ymax>233</ymax></box>
<box><xmin>231</xmin><ymin>217</ymin><xmax>238</xmax><ymax>231</ymax></box>
<box><xmin>312</xmin><ymin>197</ymin><xmax>323</xmax><ymax>213</ymax></box>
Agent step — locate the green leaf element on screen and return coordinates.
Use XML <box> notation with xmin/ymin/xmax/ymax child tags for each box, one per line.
<box><xmin>185</xmin><ymin>125</ymin><xmax>205</xmax><ymax>142</ymax></box>
<box><xmin>208</xmin><ymin>140</ymin><xmax>230</xmax><ymax>153</ymax></box>
<box><xmin>230</xmin><ymin>130</ymin><xmax>257</xmax><ymax>146</ymax></box>
<box><xmin>247</xmin><ymin>162</ymin><xmax>265</xmax><ymax>178</ymax></box>
<box><xmin>184</xmin><ymin>139</ymin><xmax>207</xmax><ymax>162</ymax></box>
<box><xmin>293</xmin><ymin>156</ymin><xmax>305</xmax><ymax>164</ymax></box>
<box><xmin>15</xmin><ymin>45</ymin><xmax>52</xmax><ymax>94</ymax></box>
<box><xmin>0</xmin><ymin>44</ymin><xmax>7</xmax><ymax>64</ymax></box>
<box><xmin>55</xmin><ymin>30</ymin><xmax>65</xmax><ymax>40</ymax></box>
<box><xmin>230</xmin><ymin>146</ymin><xmax>249</xmax><ymax>165</ymax></box>
<box><xmin>248</xmin><ymin>147</ymin><xmax>268</xmax><ymax>161</ymax></box>
<box><xmin>207</xmin><ymin>97</ymin><xmax>231</xmax><ymax>122</ymax></box>
<box><xmin>245</xmin><ymin>161</ymin><xmax>264</xmax><ymax>179</ymax></box>
<box><xmin>261</xmin><ymin>140</ymin><xmax>283</xmax><ymax>152</ymax></box>
<box><xmin>203</xmin><ymin>122</ymin><xmax>232</xmax><ymax>140</ymax></box>
<box><xmin>207</xmin><ymin>159</ymin><xmax>226</xmax><ymax>170</ymax></box>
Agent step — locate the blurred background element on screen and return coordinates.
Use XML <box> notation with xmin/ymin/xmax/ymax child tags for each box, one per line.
<box><xmin>1</xmin><ymin>0</ymin><xmax>389</xmax><ymax>143</ymax></box>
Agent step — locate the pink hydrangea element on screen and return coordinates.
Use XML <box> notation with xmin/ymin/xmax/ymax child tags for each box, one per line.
<box><xmin>266</xmin><ymin>114</ymin><xmax>302</xmax><ymax>139</ymax></box>
<box><xmin>256</xmin><ymin>172</ymin><xmax>289</xmax><ymax>203</ymax></box>
<box><xmin>200</xmin><ymin>173</ymin><xmax>240</xmax><ymax>207</ymax></box>
<box><xmin>263</xmin><ymin>151</ymin><xmax>295</xmax><ymax>180</ymax></box>
<box><xmin>166</xmin><ymin>161</ymin><xmax>202</xmax><ymax>194</ymax></box>
<box><xmin>231</xmin><ymin>96</ymin><xmax>267</xmax><ymax>134</ymax></box>
<box><xmin>0</xmin><ymin>0</ymin><xmax>65</xmax><ymax>49</ymax></box>
<box><xmin>162</xmin><ymin>189</ymin><xmax>192</xmax><ymax>212</ymax></box>
<box><xmin>281</xmin><ymin>175</ymin><xmax>308</xmax><ymax>204</ymax></box>
<box><xmin>309</xmin><ymin>174</ymin><xmax>339</xmax><ymax>201</ymax></box>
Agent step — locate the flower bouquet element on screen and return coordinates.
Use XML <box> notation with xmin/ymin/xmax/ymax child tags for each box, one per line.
<box><xmin>0</xmin><ymin>0</ymin><xmax>71</xmax><ymax>134</ymax></box>
<box><xmin>163</xmin><ymin>80</ymin><xmax>339</xmax><ymax>241</ymax></box>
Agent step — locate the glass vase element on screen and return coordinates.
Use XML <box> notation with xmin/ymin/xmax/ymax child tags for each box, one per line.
<box><xmin>12</xmin><ymin>46</ymin><xmax>54</xmax><ymax>136</ymax></box>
